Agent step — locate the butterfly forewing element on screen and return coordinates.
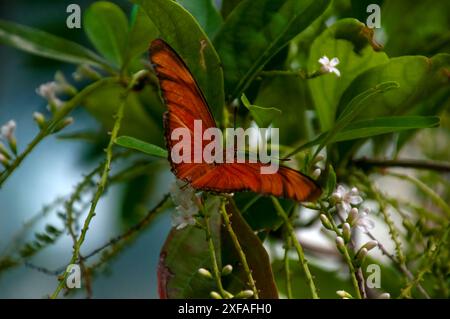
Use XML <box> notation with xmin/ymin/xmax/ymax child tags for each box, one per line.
<box><xmin>149</xmin><ymin>39</ymin><xmax>321</xmax><ymax>202</ymax></box>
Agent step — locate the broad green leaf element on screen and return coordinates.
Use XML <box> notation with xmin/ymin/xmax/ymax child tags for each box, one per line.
<box><xmin>125</xmin><ymin>5</ymin><xmax>159</xmax><ymax>67</ymax></box>
<box><xmin>115</xmin><ymin>136</ymin><xmax>168</xmax><ymax>158</ymax></box>
<box><xmin>254</xmin><ymin>76</ymin><xmax>311</xmax><ymax>145</ymax></box>
<box><xmin>332</xmin><ymin>116</ymin><xmax>440</xmax><ymax>142</ymax></box>
<box><xmin>0</xmin><ymin>19</ymin><xmax>110</xmax><ymax>70</ymax></box>
<box><xmin>221</xmin><ymin>202</ymin><xmax>278</xmax><ymax>298</ymax></box>
<box><xmin>308</xmin><ymin>19</ymin><xmax>389</xmax><ymax>130</ymax></box>
<box><xmin>134</xmin><ymin>0</ymin><xmax>225</xmax><ymax>124</ymax></box>
<box><xmin>337</xmin><ymin>54</ymin><xmax>450</xmax><ymax>120</ymax></box>
<box><xmin>382</xmin><ymin>0</ymin><xmax>450</xmax><ymax>56</ymax></box>
<box><xmin>177</xmin><ymin>0</ymin><xmax>223</xmax><ymax>39</ymax></box>
<box><xmin>221</xmin><ymin>0</ymin><xmax>243</xmax><ymax>18</ymax></box>
<box><xmin>214</xmin><ymin>0</ymin><xmax>331</xmax><ymax>101</ymax></box>
<box><xmin>290</xmin><ymin>115</ymin><xmax>440</xmax><ymax>154</ymax></box>
<box><xmin>82</xmin><ymin>84</ymin><xmax>163</xmax><ymax>144</ymax></box>
<box><xmin>84</xmin><ymin>1</ymin><xmax>129</xmax><ymax>68</ymax></box>
<box><xmin>158</xmin><ymin>197</ymin><xmax>222</xmax><ymax>298</ymax></box>
<box><xmin>241</xmin><ymin>94</ymin><xmax>281</xmax><ymax>127</ymax></box>
<box><xmin>316</xmin><ymin>81</ymin><xmax>399</xmax><ymax>154</ymax></box>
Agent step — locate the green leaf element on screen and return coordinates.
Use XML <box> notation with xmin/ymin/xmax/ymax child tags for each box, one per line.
<box><xmin>214</xmin><ymin>0</ymin><xmax>331</xmax><ymax>101</ymax></box>
<box><xmin>291</xmin><ymin>115</ymin><xmax>440</xmax><ymax>154</ymax></box>
<box><xmin>332</xmin><ymin>116</ymin><xmax>440</xmax><ymax>142</ymax></box>
<box><xmin>0</xmin><ymin>19</ymin><xmax>110</xmax><ymax>70</ymax></box>
<box><xmin>82</xmin><ymin>84</ymin><xmax>163</xmax><ymax>144</ymax></box>
<box><xmin>158</xmin><ymin>197</ymin><xmax>222</xmax><ymax>298</ymax></box>
<box><xmin>337</xmin><ymin>54</ymin><xmax>450</xmax><ymax>120</ymax></box>
<box><xmin>177</xmin><ymin>0</ymin><xmax>223</xmax><ymax>39</ymax></box>
<box><xmin>84</xmin><ymin>1</ymin><xmax>129</xmax><ymax>68</ymax></box>
<box><xmin>221</xmin><ymin>0</ymin><xmax>243</xmax><ymax>18</ymax></box>
<box><xmin>382</xmin><ymin>0</ymin><xmax>450</xmax><ymax>56</ymax></box>
<box><xmin>125</xmin><ymin>5</ymin><xmax>159</xmax><ymax>67</ymax></box>
<box><xmin>241</xmin><ymin>94</ymin><xmax>281</xmax><ymax>127</ymax></box>
<box><xmin>316</xmin><ymin>81</ymin><xmax>399</xmax><ymax>154</ymax></box>
<box><xmin>308</xmin><ymin>19</ymin><xmax>389</xmax><ymax>130</ymax></box>
<box><xmin>115</xmin><ymin>136</ymin><xmax>168</xmax><ymax>158</ymax></box>
<box><xmin>134</xmin><ymin>0</ymin><xmax>225</xmax><ymax>124</ymax></box>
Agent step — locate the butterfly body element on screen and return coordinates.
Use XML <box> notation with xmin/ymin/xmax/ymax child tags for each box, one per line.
<box><xmin>150</xmin><ymin>39</ymin><xmax>321</xmax><ymax>202</ymax></box>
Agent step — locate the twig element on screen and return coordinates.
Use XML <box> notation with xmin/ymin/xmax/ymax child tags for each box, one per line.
<box><xmin>400</xmin><ymin>224</ymin><xmax>450</xmax><ymax>298</ymax></box>
<box><xmin>24</xmin><ymin>194</ymin><xmax>170</xmax><ymax>277</ymax></box>
<box><xmin>199</xmin><ymin>201</ymin><xmax>227</xmax><ymax>298</ymax></box>
<box><xmin>0</xmin><ymin>77</ymin><xmax>118</xmax><ymax>189</ymax></box>
<box><xmin>283</xmin><ymin>228</ymin><xmax>293</xmax><ymax>299</ymax></box>
<box><xmin>388</xmin><ymin>172</ymin><xmax>450</xmax><ymax>218</ymax></box>
<box><xmin>353</xmin><ymin>158</ymin><xmax>450</xmax><ymax>173</ymax></box>
<box><xmin>220</xmin><ymin>201</ymin><xmax>259</xmax><ymax>299</ymax></box>
<box><xmin>324</xmin><ymin>210</ymin><xmax>363</xmax><ymax>299</ymax></box>
<box><xmin>366</xmin><ymin>231</ymin><xmax>430</xmax><ymax>299</ymax></box>
<box><xmin>50</xmin><ymin>85</ymin><xmax>129</xmax><ymax>299</ymax></box>
<box><xmin>271</xmin><ymin>197</ymin><xmax>319</xmax><ymax>299</ymax></box>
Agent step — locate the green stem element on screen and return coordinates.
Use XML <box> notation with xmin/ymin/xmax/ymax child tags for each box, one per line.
<box><xmin>220</xmin><ymin>201</ymin><xmax>259</xmax><ymax>299</ymax></box>
<box><xmin>389</xmin><ymin>172</ymin><xmax>450</xmax><ymax>218</ymax></box>
<box><xmin>200</xmin><ymin>202</ymin><xmax>227</xmax><ymax>298</ymax></box>
<box><xmin>0</xmin><ymin>77</ymin><xmax>118</xmax><ymax>189</ymax></box>
<box><xmin>283</xmin><ymin>229</ymin><xmax>293</xmax><ymax>299</ymax></box>
<box><xmin>271</xmin><ymin>197</ymin><xmax>319</xmax><ymax>299</ymax></box>
<box><xmin>325</xmin><ymin>211</ymin><xmax>362</xmax><ymax>299</ymax></box>
<box><xmin>50</xmin><ymin>83</ymin><xmax>128</xmax><ymax>299</ymax></box>
<box><xmin>400</xmin><ymin>224</ymin><xmax>450</xmax><ymax>298</ymax></box>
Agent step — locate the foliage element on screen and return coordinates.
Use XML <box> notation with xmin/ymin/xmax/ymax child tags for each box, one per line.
<box><xmin>0</xmin><ymin>0</ymin><xmax>449</xmax><ymax>299</ymax></box>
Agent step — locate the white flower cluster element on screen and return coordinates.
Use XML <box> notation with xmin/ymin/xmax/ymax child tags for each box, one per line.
<box><xmin>170</xmin><ymin>179</ymin><xmax>199</xmax><ymax>230</ymax></box>
<box><xmin>332</xmin><ymin>184</ymin><xmax>374</xmax><ymax>233</ymax></box>
<box><xmin>36</xmin><ymin>81</ymin><xmax>64</xmax><ymax>109</ymax></box>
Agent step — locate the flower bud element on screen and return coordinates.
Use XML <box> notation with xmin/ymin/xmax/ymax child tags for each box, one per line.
<box><xmin>221</xmin><ymin>264</ymin><xmax>233</xmax><ymax>276</ymax></box>
<box><xmin>235</xmin><ymin>290</ymin><xmax>254</xmax><ymax>299</ymax></box>
<box><xmin>0</xmin><ymin>142</ymin><xmax>11</xmax><ymax>160</ymax></box>
<box><xmin>312</xmin><ymin>168</ymin><xmax>321</xmax><ymax>179</ymax></box>
<box><xmin>355</xmin><ymin>248</ymin><xmax>368</xmax><ymax>267</ymax></box>
<box><xmin>347</xmin><ymin>207</ymin><xmax>359</xmax><ymax>226</ymax></box>
<box><xmin>320</xmin><ymin>214</ymin><xmax>333</xmax><ymax>230</ymax></box>
<box><xmin>335</xmin><ymin>236</ymin><xmax>346</xmax><ymax>254</ymax></box>
<box><xmin>198</xmin><ymin>268</ymin><xmax>213</xmax><ymax>279</ymax></box>
<box><xmin>0</xmin><ymin>153</ymin><xmax>9</xmax><ymax>167</ymax></box>
<box><xmin>342</xmin><ymin>223</ymin><xmax>351</xmax><ymax>243</ymax></box>
<box><xmin>223</xmin><ymin>290</ymin><xmax>234</xmax><ymax>299</ymax></box>
<box><xmin>33</xmin><ymin>112</ymin><xmax>46</xmax><ymax>130</ymax></box>
<box><xmin>210</xmin><ymin>291</ymin><xmax>222</xmax><ymax>299</ymax></box>
<box><xmin>336</xmin><ymin>290</ymin><xmax>352</xmax><ymax>299</ymax></box>
<box><xmin>361</xmin><ymin>240</ymin><xmax>378</xmax><ymax>252</ymax></box>
<box><xmin>378</xmin><ymin>293</ymin><xmax>390</xmax><ymax>299</ymax></box>
<box><xmin>53</xmin><ymin>117</ymin><xmax>74</xmax><ymax>133</ymax></box>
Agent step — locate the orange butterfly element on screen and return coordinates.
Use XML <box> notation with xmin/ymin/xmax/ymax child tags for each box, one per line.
<box><xmin>149</xmin><ymin>39</ymin><xmax>321</xmax><ymax>202</ymax></box>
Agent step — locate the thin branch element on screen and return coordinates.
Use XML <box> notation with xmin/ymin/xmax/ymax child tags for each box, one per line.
<box><xmin>220</xmin><ymin>200</ymin><xmax>259</xmax><ymax>299</ymax></box>
<box><xmin>0</xmin><ymin>77</ymin><xmax>118</xmax><ymax>189</ymax></box>
<box><xmin>366</xmin><ymin>231</ymin><xmax>430</xmax><ymax>299</ymax></box>
<box><xmin>271</xmin><ymin>197</ymin><xmax>319</xmax><ymax>299</ymax></box>
<box><xmin>352</xmin><ymin>158</ymin><xmax>450</xmax><ymax>173</ymax></box>
<box><xmin>50</xmin><ymin>85</ymin><xmax>129</xmax><ymax>299</ymax></box>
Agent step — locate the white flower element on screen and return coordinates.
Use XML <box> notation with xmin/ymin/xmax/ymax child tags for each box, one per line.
<box><xmin>170</xmin><ymin>179</ymin><xmax>199</xmax><ymax>230</ymax></box>
<box><xmin>318</xmin><ymin>56</ymin><xmax>341</xmax><ymax>77</ymax></box>
<box><xmin>0</xmin><ymin>120</ymin><xmax>16</xmax><ymax>140</ymax></box>
<box><xmin>332</xmin><ymin>185</ymin><xmax>363</xmax><ymax>214</ymax></box>
<box><xmin>354</xmin><ymin>207</ymin><xmax>375</xmax><ymax>233</ymax></box>
<box><xmin>36</xmin><ymin>82</ymin><xmax>64</xmax><ymax>108</ymax></box>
